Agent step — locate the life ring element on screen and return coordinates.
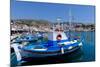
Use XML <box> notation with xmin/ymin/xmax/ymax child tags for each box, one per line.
<box><xmin>56</xmin><ymin>34</ymin><xmax>62</xmax><ymax>40</ymax></box>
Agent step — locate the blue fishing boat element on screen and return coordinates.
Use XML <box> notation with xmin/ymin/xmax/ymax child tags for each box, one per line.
<box><xmin>11</xmin><ymin>19</ymin><xmax>82</xmax><ymax>63</ymax></box>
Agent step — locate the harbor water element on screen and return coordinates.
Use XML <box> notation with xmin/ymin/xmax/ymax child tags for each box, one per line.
<box><xmin>11</xmin><ymin>31</ymin><xmax>95</xmax><ymax>66</ymax></box>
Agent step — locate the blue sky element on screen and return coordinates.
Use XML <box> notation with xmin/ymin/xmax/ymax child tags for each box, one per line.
<box><xmin>10</xmin><ymin>0</ymin><xmax>95</xmax><ymax>23</ymax></box>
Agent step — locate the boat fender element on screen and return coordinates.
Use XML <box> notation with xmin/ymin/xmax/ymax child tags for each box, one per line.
<box><xmin>61</xmin><ymin>47</ymin><xmax>64</xmax><ymax>54</ymax></box>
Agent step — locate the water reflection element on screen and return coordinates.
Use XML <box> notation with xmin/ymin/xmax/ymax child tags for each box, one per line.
<box><xmin>11</xmin><ymin>31</ymin><xmax>95</xmax><ymax>66</ymax></box>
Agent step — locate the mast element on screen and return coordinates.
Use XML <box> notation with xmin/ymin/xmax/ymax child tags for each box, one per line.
<box><xmin>69</xmin><ymin>9</ymin><xmax>72</xmax><ymax>31</ymax></box>
<box><xmin>68</xmin><ymin>9</ymin><xmax>72</xmax><ymax>40</ymax></box>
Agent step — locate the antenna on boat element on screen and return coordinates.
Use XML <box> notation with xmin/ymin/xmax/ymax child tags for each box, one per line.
<box><xmin>56</xmin><ymin>18</ymin><xmax>64</xmax><ymax>31</ymax></box>
<box><xmin>57</xmin><ymin>18</ymin><xmax>61</xmax><ymax>27</ymax></box>
<box><xmin>52</xmin><ymin>22</ymin><xmax>54</xmax><ymax>32</ymax></box>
